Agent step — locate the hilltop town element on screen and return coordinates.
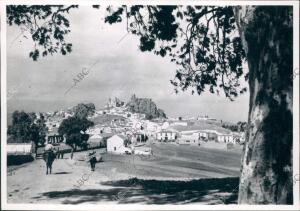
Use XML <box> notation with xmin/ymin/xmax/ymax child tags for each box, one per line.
<box><xmin>37</xmin><ymin>94</ymin><xmax>245</xmax><ymax>155</ymax></box>
<box><xmin>7</xmin><ymin>94</ymin><xmax>246</xmax><ymax>160</ymax></box>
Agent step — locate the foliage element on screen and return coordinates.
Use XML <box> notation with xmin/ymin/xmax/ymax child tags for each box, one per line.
<box><xmin>7</xmin><ymin>5</ymin><xmax>78</xmax><ymax>60</ymax></box>
<box><xmin>124</xmin><ymin>138</ymin><xmax>131</xmax><ymax>147</ymax></box>
<box><xmin>58</xmin><ymin>116</ymin><xmax>94</xmax><ymax>148</ymax></box>
<box><xmin>222</xmin><ymin>121</ymin><xmax>247</xmax><ymax>132</ymax></box>
<box><xmin>104</xmin><ymin>6</ymin><xmax>247</xmax><ymax>100</ymax></box>
<box><xmin>7</xmin><ymin>5</ymin><xmax>246</xmax><ymax>100</ymax></box>
<box><xmin>236</xmin><ymin>121</ymin><xmax>247</xmax><ymax>132</ymax></box>
<box><xmin>35</xmin><ymin>113</ymin><xmax>48</xmax><ymax>145</ymax></box>
<box><xmin>7</xmin><ymin>111</ymin><xmax>48</xmax><ymax>147</ymax></box>
<box><xmin>72</xmin><ymin>103</ymin><xmax>96</xmax><ymax>119</ymax></box>
<box><xmin>222</xmin><ymin>123</ymin><xmax>238</xmax><ymax>132</ymax></box>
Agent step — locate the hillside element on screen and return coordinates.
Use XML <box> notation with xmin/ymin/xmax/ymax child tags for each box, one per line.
<box><xmin>91</xmin><ymin>114</ymin><xmax>126</xmax><ymax>126</ymax></box>
<box><xmin>171</xmin><ymin>120</ymin><xmax>233</xmax><ymax>134</ymax></box>
<box><xmin>127</xmin><ymin>94</ymin><xmax>167</xmax><ymax>120</ymax></box>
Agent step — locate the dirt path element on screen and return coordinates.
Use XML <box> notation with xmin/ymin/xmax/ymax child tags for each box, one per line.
<box><xmin>7</xmin><ymin>153</ymin><xmax>127</xmax><ymax>204</ymax></box>
<box><xmin>7</xmin><ymin>145</ymin><xmax>241</xmax><ymax>204</ymax></box>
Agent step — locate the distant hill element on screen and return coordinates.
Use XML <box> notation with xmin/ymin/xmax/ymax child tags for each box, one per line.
<box><xmin>127</xmin><ymin>94</ymin><xmax>167</xmax><ymax>120</ymax></box>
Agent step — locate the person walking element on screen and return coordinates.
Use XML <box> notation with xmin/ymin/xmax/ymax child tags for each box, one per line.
<box><xmin>87</xmin><ymin>150</ymin><xmax>97</xmax><ymax>171</ymax></box>
<box><xmin>57</xmin><ymin>147</ymin><xmax>61</xmax><ymax>159</ymax></box>
<box><xmin>70</xmin><ymin>148</ymin><xmax>74</xmax><ymax>159</ymax></box>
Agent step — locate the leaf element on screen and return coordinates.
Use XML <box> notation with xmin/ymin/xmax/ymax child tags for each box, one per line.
<box><xmin>159</xmin><ymin>48</ymin><xmax>167</xmax><ymax>57</ymax></box>
<box><xmin>139</xmin><ymin>36</ymin><xmax>155</xmax><ymax>52</ymax></box>
<box><xmin>61</xmin><ymin>48</ymin><xmax>66</xmax><ymax>55</ymax></box>
<box><xmin>176</xmin><ymin>11</ymin><xmax>183</xmax><ymax>19</ymax></box>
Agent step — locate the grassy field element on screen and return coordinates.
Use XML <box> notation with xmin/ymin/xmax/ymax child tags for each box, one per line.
<box><xmin>97</xmin><ymin>142</ymin><xmax>242</xmax><ymax>180</ymax></box>
<box><xmin>66</xmin><ymin>141</ymin><xmax>243</xmax><ymax>180</ymax></box>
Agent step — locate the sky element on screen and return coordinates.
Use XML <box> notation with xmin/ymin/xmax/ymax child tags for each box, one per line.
<box><xmin>6</xmin><ymin>6</ymin><xmax>249</xmax><ymax>123</ymax></box>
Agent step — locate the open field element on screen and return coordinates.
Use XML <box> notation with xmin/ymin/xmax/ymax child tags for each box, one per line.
<box><xmin>7</xmin><ymin>143</ymin><xmax>243</xmax><ymax>204</ymax></box>
<box><xmin>100</xmin><ymin>143</ymin><xmax>242</xmax><ymax>179</ymax></box>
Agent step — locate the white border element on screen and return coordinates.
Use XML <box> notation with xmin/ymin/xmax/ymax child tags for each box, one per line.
<box><xmin>1</xmin><ymin>1</ymin><xmax>299</xmax><ymax>210</ymax></box>
<box><xmin>1</xmin><ymin>1</ymin><xmax>8</xmax><ymax>210</ymax></box>
<box><xmin>293</xmin><ymin>1</ymin><xmax>300</xmax><ymax>209</ymax></box>
<box><xmin>0</xmin><ymin>0</ymin><xmax>299</xmax><ymax>5</ymax></box>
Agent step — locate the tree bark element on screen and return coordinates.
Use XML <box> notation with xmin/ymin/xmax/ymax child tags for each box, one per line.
<box><xmin>234</xmin><ymin>6</ymin><xmax>293</xmax><ymax>204</ymax></box>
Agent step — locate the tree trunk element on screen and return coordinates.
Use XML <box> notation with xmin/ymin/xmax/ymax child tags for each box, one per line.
<box><xmin>234</xmin><ymin>6</ymin><xmax>293</xmax><ymax>204</ymax></box>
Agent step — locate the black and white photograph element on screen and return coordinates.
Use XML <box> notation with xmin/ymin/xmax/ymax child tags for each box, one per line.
<box><xmin>1</xmin><ymin>0</ymin><xmax>299</xmax><ymax>210</ymax></box>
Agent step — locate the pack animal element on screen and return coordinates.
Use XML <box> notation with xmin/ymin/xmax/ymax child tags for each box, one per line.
<box><xmin>43</xmin><ymin>150</ymin><xmax>57</xmax><ymax>175</ymax></box>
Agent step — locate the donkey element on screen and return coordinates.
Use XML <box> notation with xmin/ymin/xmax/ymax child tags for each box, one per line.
<box><xmin>43</xmin><ymin>150</ymin><xmax>57</xmax><ymax>175</ymax></box>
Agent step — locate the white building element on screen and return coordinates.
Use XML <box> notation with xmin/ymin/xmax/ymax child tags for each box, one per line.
<box><xmin>217</xmin><ymin>133</ymin><xmax>235</xmax><ymax>143</ymax></box>
<box><xmin>7</xmin><ymin>142</ymin><xmax>36</xmax><ymax>165</ymax></box>
<box><xmin>107</xmin><ymin>135</ymin><xmax>132</xmax><ymax>154</ymax></box>
<box><xmin>161</xmin><ymin>122</ymin><xmax>170</xmax><ymax>129</ymax></box>
<box><xmin>132</xmin><ymin>120</ymin><xmax>143</xmax><ymax>130</ymax></box>
<box><xmin>177</xmin><ymin>136</ymin><xmax>201</xmax><ymax>146</ymax></box>
<box><xmin>7</xmin><ymin>142</ymin><xmax>35</xmax><ymax>156</ymax></box>
<box><xmin>171</xmin><ymin>121</ymin><xmax>188</xmax><ymax>126</ymax></box>
<box><xmin>198</xmin><ymin>131</ymin><xmax>209</xmax><ymax>139</ymax></box>
<box><xmin>197</xmin><ymin>115</ymin><xmax>209</xmax><ymax>120</ymax></box>
<box><xmin>87</xmin><ymin>134</ymin><xmax>104</xmax><ymax>148</ymax></box>
<box><xmin>146</xmin><ymin>121</ymin><xmax>160</xmax><ymax>133</ymax></box>
<box><xmin>86</xmin><ymin>127</ymin><xmax>102</xmax><ymax>135</ymax></box>
<box><xmin>156</xmin><ymin>130</ymin><xmax>178</xmax><ymax>142</ymax></box>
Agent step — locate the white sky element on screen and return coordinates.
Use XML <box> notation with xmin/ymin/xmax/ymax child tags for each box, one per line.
<box><xmin>6</xmin><ymin>6</ymin><xmax>249</xmax><ymax>123</ymax></box>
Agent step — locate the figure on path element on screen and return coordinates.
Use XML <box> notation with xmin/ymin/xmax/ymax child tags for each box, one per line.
<box><xmin>70</xmin><ymin>148</ymin><xmax>74</xmax><ymax>159</ymax></box>
<box><xmin>57</xmin><ymin>146</ymin><xmax>61</xmax><ymax>159</ymax></box>
<box><xmin>87</xmin><ymin>150</ymin><xmax>97</xmax><ymax>171</ymax></box>
<box><xmin>43</xmin><ymin>143</ymin><xmax>57</xmax><ymax>175</ymax></box>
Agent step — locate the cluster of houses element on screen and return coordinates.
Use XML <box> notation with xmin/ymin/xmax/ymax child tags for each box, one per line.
<box><xmin>155</xmin><ymin>124</ymin><xmax>244</xmax><ymax>145</ymax></box>
<box><xmin>44</xmin><ymin>109</ymin><xmax>74</xmax><ymax>132</ymax></box>
<box><xmin>7</xmin><ymin>99</ymin><xmax>245</xmax><ymax>160</ymax></box>
<box><xmin>81</xmin><ymin>113</ymin><xmax>245</xmax><ymax>155</ymax></box>
<box><xmin>43</xmin><ymin>101</ymin><xmax>245</xmax><ymax>154</ymax></box>
<box><xmin>106</xmin><ymin>134</ymin><xmax>152</xmax><ymax>155</ymax></box>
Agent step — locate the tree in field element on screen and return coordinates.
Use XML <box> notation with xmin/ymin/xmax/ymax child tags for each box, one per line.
<box><xmin>34</xmin><ymin>113</ymin><xmax>48</xmax><ymax>146</ymax></box>
<box><xmin>222</xmin><ymin>121</ymin><xmax>247</xmax><ymax>132</ymax></box>
<box><xmin>237</xmin><ymin>121</ymin><xmax>247</xmax><ymax>132</ymax></box>
<box><xmin>58</xmin><ymin>116</ymin><xmax>94</xmax><ymax>150</ymax></box>
<box><xmin>222</xmin><ymin>123</ymin><xmax>239</xmax><ymax>132</ymax></box>
<box><xmin>7</xmin><ymin>111</ymin><xmax>48</xmax><ymax>153</ymax></box>
<box><xmin>72</xmin><ymin>103</ymin><xmax>96</xmax><ymax>119</ymax></box>
<box><xmin>7</xmin><ymin>5</ymin><xmax>294</xmax><ymax>204</ymax></box>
